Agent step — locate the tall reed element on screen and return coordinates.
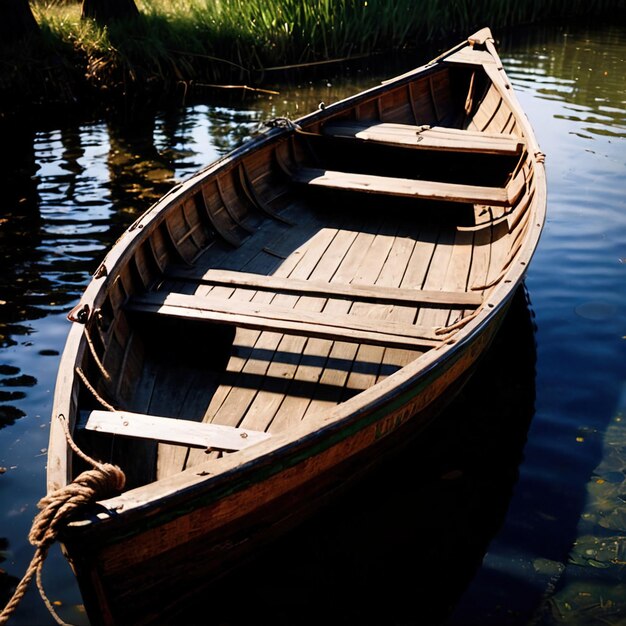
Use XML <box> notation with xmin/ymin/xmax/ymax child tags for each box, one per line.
<box><xmin>19</xmin><ymin>0</ymin><xmax>626</xmax><ymax>104</ymax></box>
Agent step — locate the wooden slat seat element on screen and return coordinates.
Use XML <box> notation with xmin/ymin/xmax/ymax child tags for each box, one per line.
<box><xmin>127</xmin><ymin>291</ymin><xmax>444</xmax><ymax>350</ymax></box>
<box><xmin>321</xmin><ymin>121</ymin><xmax>524</xmax><ymax>155</ymax></box>
<box><xmin>166</xmin><ymin>268</ymin><xmax>483</xmax><ymax>308</ymax></box>
<box><xmin>291</xmin><ymin>167</ymin><xmax>519</xmax><ymax>207</ymax></box>
<box><xmin>81</xmin><ymin>410</ymin><xmax>271</xmax><ymax>451</ymax></box>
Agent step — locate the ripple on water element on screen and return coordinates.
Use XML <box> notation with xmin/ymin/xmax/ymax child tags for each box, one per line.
<box><xmin>574</xmin><ymin>301</ymin><xmax>619</xmax><ymax>320</ymax></box>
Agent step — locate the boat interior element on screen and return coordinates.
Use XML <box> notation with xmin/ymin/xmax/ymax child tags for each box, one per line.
<box><xmin>73</xmin><ymin>57</ymin><xmax>537</xmax><ymax>488</ymax></box>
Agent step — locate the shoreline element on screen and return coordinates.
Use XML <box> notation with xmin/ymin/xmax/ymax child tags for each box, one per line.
<box><xmin>2</xmin><ymin>2</ymin><xmax>624</xmax><ymax>121</ymax></box>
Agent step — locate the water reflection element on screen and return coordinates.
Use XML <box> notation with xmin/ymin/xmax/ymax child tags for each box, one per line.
<box><xmin>0</xmin><ymin>125</ymin><xmax>44</xmax><ymax>343</ymax></box>
<box><xmin>0</xmin><ymin>538</ymin><xmax>19</xmax><ymax>611</ymax></box>
<box><xmin>0</xmin><ymin>365</ymin><xmax>32</xmax><ymax>428</ymax></box>
<box><xmin>500</xmin><ymin>24</ymin><xmax>626</xmax><ymax>139</ymax></box>
<box><xmin>107</xmin><ymin>114</ymin><xmax>175</xmax><ymax>210</ymax></box>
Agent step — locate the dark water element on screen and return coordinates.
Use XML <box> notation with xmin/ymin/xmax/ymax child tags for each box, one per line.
<box><xmin>1</xmin><ymin>19</ymin><xmax>625</xmax><ymax>626</ymax></box>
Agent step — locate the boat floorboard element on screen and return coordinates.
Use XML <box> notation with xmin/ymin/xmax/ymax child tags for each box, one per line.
<box><xmin>143</xmin><ymin>195</ymin><xmax>507</xmax><ymax>478</ymax></box>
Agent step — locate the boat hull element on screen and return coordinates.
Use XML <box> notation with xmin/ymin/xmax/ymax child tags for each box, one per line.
<box><xmin>45</xmin><ymin>25</ymin><xmax>546</xmax><ymax>625</ymax></box>
<box><xmin>61</xmin><ymin>302</ymin><xmax>508</xmax><ymax>625</ymax></box>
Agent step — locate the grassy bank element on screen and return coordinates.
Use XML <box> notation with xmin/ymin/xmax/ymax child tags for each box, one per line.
<box><xmin>3</xmin><ymin>0</ymin><xmax>625</xmax><ymax>114</ymax></box>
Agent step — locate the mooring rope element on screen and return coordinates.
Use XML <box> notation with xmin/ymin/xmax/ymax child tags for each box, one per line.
<box><xmin>0</xmin><ymin>415</ymin><xmax>125</xmax><ymax>625</ymax></box>
<box><xmin>84</xmin><ymin>331</ymin><xmax>111</xmax><ymax>382</ymax></box>
<box><xmin>75</xmin><ymin>366</ymin><xmax>116</xmax><ymax>412</ymax></box>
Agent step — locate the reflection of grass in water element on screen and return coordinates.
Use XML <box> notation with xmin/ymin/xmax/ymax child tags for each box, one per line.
<box><xmin>0</xmin><ymin>405</ymin><xmax>27</xmax><ymax>427</ymax></box>
<box><xmin>539</xmin><ymin>406</ymin><xmax>626</xmax><ymax>624</ymax></box>
<box><xmin>0</xmin><ymin>374</ymin><xmax>37</xmax><ymax>387</ymax></box>
<box><xmin>0</xmin><ymin>368</ymin><xmax>34</xmax><ymax>427</ymax></box>
<box><xmin>575</xmin><ymin>301</ymin><xmax>619</xmax><ymax>320</ymax></box>
<box><xmin>0</xmin><ymin>538</ymin><xmax>20</xmax><ymax>612</ymax></box>
<box><xmin>0</xmin><ymin>391</ymin><xmax>26</xmax><ymax>401</ymax></box>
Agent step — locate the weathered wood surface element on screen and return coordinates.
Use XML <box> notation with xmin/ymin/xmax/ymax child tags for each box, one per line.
<box><xmin>165</xmin><ymin>268</ymin><xmax>483</xmax><ymax>307</ymax></box>
<box><xmin>128</xmin><ymin>290</ymin><xmax>441</xmax><ymax>349</ymax></box>
<box><xmin>291</xmin><ymin>167</ymin><xmax>514</xmax><ymax>206</ymax></box>
<box><xmin>322</xmin><ymin>121</ymin><xmax>524</xmax><ymax>155</ymax></box>
<box><xmin>82</xmin><ymin>410</ymin><xmax>270</xmax><ymax>450</ymax></box>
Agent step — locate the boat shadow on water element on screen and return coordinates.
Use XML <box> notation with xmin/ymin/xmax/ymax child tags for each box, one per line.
<box><xmin>171</xmin><ymin>284</ymin><xmax>538</xmax><ymax>626</ymax></box>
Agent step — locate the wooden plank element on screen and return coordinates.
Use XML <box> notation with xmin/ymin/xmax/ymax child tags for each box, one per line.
<box><xmin>485</xmin><ymin>219</ymin><xmax>512</xmax><ymax>287</ymax></box>
<box><xmin>284</xmin><ymin>225</ymin><xmax>389</xmax><ymax>423</ymax></box>
<box><xmin>306</xmin><ymin>220</ymin><xmax>401</xmax><ymax>403</ymax></box>
<box><xmin>292</xmin><ymin>168</ymin><xmax>512</xmax><ymax>207</ymax></box>
<box><xmin>162</xmin><ymin>224</ymin><xmax>338</xmax><ymax>460</ymax></box>
<box><xmin>471</xmin><ymin>85</ymin><xmax>503</xmax><ymax>133</ymax></box>
<box><xmin>155</xmin><ymin>366</ymin><xmax>224</xmax><ymax>478</ymax></box>
<box><xmin>135</xmin><ymin>290</ymin><xmax>435</xmax><ymax>343</ymax></box>
<box><xmin>322</xmin><ymin>122</ymin><xmax>523</xmax><ymax>155</ymax></box>
<box><xmin>341</xmin><ymin>224</ymin><xmax>403</xmax><ymax>397</ymax></box>
<box><xmin>433</xmin><ymin>228</ymin><xmax>476</xmax><ymax>329</ymax></box>
<box><xmin>444</xmin><ymin>48</ymin><xmax>496</xmax><ymax>66</ymax></box>
<box><xmin>415</xmin><ymin>229</ymin><xmax>457</xmax><ymax>329</ymax></box>
<box><xmin>185</xmin><ymin>214</ymin><xmax>367</xmax><ymax>458</ymax></box>
<box><xmin>202</xmin><ymin>331</ymin><xmax>282</xmax><ymax>433</ymax></box>
<box><xmin>163</xmin><ymin>199</ymin><xmax>324</xmax><ymax>297</ymax></box>
<box><xmin>298</xmin><ymin>219</ymin><xmax>410</xmax><ymax>420</ymax></box>
<box><xmin>371</xmin><ymin>225</ymin><xmax>428</xmax><ymax>383</ymax></box>
<box><xmin>195</xmin><ymin>219</ymin><xmax>353</xmax><ymax>440</ymax></box>
<box><xmin>128</xmin><ymin>291</ymin><xmax>440</xmax><ymax>350</ymax></box>
<box><xmin>166</xmin><ymin>268</ymin><xmax>482</xmax><ymax>308</ymax></box>
<box><xmin>148</xmin><ymin>364</ymin><xmax>204</xmax><ymax>476</ymax></box>
<box><xmin>236</xmin><ymin>222</ymin><xmax>365</xmax><ymax>432</ymax></box>
<box><xmin>81</xmin><ymin>410</ymin><xmax>271</xmax><ymax>451</ymax></box>
<box><xmin>238</xmin><ymin>163</ymin><xmax>294</xmax><ymax>225</ymax></box>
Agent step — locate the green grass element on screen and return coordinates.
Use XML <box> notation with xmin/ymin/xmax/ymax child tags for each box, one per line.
<box><xmin>4</xmin><ymin>0</ymin><xmax>626</xmax><ymax>110</ymax></box>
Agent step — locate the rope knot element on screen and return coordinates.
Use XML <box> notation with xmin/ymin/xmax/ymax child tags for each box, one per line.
<box><xmin>0</xmin><ymin>413</ymin><xmax>126</xmax><ymax>625</ymax></box>
<box><xmin>29</xmin><ymin>463</ymin><xmax>125</xmax><ymax>550</ymax></box>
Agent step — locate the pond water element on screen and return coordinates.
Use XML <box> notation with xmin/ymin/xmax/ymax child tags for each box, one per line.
<box><xmin>1</xmin><ymin>18</ymin><xmax>625</xmax><ymax>626</ymax></box>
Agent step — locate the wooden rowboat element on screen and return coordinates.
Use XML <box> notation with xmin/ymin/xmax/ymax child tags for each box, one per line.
<box><xmin>47</xmin><ymin>27</ymin><xmax>545</xmax><ymax>625</ymax></box>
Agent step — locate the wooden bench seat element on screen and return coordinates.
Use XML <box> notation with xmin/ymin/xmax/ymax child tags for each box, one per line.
<box><xmin>321</xmin><ymin>121</ymin><xmax>524</xmax><ymax>155</ymax></box>
<box><xmin>127</xmin><ymin>291</ymin><xmax>444</xmax><ymax>350</ymax></box>
<box><xmin>291</xmin><ymin>167</ymin><xmax>522</xmax><ymax>207</ymax></box>
<box><xmin>81</xmin><ymin>410</ymin><xmax>271</xmax><ymax>451</ymax></box>
<box><xmin>165</xmin><ymin>268</ymin><xmax>483</xmax><ymax>308</ymax></box>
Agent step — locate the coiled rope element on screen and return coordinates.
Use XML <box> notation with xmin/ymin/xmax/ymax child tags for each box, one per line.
<box><xmin>0</xmin><ymin>415</ymin><xmax>125</xmax><ymax>625</ymax></box>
